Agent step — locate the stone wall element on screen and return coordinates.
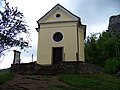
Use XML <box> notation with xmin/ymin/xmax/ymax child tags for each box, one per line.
<box><xmin>58</xmin><ymin>62</ymin><xmax>103</xmax><ymax>74</ymax></box>
<box><xmin>11</xmin><ymin>62</ymin><xmax>103</xmax><ymax>75</ymax></box>
<box><xmin>11</xmin><ymin>62</ymin><xmax>37</xmax><ymax>74</ymax></box>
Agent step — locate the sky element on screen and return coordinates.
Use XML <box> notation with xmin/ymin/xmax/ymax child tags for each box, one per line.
<box><xmin>0</xmin><ymin>0</ymin><xmax>120</xmax><ymax>69</ymax></box>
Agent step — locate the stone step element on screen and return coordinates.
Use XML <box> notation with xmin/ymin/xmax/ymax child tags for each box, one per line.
<box><xmin>39</xmin><ymin>65</ymin><xmax>59</xmax><ymax>75</ymax></box>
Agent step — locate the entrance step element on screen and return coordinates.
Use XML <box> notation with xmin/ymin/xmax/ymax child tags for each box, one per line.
<box><xmin>39</xmin><ymin>65</ymin><xmax>59</xmax><ymax>75</ymax></box>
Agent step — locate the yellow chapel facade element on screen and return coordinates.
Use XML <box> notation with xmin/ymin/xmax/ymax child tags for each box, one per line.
<box><xmin>36</xmin><ymin>4</ymin><xmax>86</xmax><ymax>65</ymax></box>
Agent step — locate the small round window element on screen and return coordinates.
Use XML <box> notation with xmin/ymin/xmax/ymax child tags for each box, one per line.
<box><xmin>56</xmin><ymin>14</ymin><xmax>61</xmax><ymax>18</ymax></box>
<box><xmin>53</xmin><ymin>32</ymin><xmax>63</xmax><ymax>42</ymax></box>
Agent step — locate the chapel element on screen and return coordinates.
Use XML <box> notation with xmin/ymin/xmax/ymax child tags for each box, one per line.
<box><xmin>36</xmin><ymin>4</ymin><xmax>86</xmax><ymax>65</ymax></box>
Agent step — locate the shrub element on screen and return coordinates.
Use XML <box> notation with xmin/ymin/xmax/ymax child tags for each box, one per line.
<box><xmin>104</xmin><ymin>58</ymin><xmax>120</xmax><ymax>74</ymax></box>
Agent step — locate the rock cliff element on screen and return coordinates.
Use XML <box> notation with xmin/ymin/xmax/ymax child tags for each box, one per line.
<box><xmin>108</xmin><ymin>14</ymin><xmax>120</xmax><ymax>37</ymax></box>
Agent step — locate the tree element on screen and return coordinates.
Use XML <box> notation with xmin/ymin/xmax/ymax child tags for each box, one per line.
<box><xmin>85</xmin><ymin>33</ymin><xmax>98</xmax><ymax>65</ymax></box>
<box><xmin>85</xmin><ymin>31</ymin><xmax>120</xmax><ymax>67</ymax></box>
<box><xmin>0</xmin><ymin>0</ymin><xmax>30</xmax><ymax>55</ymax></box>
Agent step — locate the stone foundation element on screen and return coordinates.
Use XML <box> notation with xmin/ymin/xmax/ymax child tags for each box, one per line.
<box><xmin>11</xmin><ymin>61</ymin><xmax>103</xmax><ymax>75</ymax></box>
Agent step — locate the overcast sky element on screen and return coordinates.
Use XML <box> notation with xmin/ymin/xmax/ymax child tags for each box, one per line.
<box><xmin>0</xmin><ymin>0</ymin><xmax>120</xmax><ymax>69</ymax></box>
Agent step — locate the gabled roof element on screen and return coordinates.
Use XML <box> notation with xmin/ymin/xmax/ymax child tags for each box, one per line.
<box><xmin>36</xmin><ymin>4</ymin><xmax>86</xmax><ymax>39</ymax></box>
<box><xmin>37</xmin><ymin>4</ymin><xmax>81</xmax><ymax>24</ymax></box>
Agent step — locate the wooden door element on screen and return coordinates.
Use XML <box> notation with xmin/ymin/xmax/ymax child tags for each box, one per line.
<box><xmin>52</xmin><ymin>47</ymin><xmax>63</xmax><ymax>64</ymax></box>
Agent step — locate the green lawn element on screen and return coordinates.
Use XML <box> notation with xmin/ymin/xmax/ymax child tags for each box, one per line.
<box><xmin>0</xmin><ymin>72</ymin><xmax>15</xmax><ymax>84</ymax></box>
<box><xmin>49</xmin><ymin>73</ymin><xmax>120</xmax><ymax>90</ymax></box>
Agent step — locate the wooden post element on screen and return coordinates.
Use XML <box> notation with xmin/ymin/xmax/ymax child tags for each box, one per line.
<box><xmin>32</xmin><ymin>54</ymin><xmax>33</xmax><ymax>62</ymax></box>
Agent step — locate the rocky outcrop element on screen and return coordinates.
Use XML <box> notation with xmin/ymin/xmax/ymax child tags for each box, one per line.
<box><xmin>108</xmin><ymin>14</ymin><xmax>120</xmax><ymax>37</ymax></box>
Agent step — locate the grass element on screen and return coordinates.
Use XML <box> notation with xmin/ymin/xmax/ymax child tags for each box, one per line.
<box><xmin>49</xmin><ymin>73</ymin><xmax>120</xmax><ymax>90</ymax></box>
<box><xmin>49</xmin><ymin>85</ymin><xmax>80</xmax><ymax>90</ymax></box>
<box><xmin>0</xmin><ymin>72</ymin><xmax>15</xmax><ymax>84</ymax></box>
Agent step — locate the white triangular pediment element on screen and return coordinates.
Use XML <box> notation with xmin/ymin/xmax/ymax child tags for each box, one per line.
<box><xmin>38</xmin><ymin>4</ymin><xmax>80</xmax><ymax>24</ymax></box>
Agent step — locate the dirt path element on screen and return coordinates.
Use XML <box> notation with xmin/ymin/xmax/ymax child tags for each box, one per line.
<box><xmin>0</xmin><ymin>74</ymin><xmax>69</xmax><ymax>90</ymax></box>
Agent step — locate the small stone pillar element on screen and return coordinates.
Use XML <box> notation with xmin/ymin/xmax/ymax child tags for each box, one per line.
<box><xmin>12</xmin><ymin>50</ymin><xmax>21</xmax><ymax>72</ymax></box>
<box><xmin>13</xmin><ymin>50</ymin><xmax>21</xmax><ymax>64</ymax></box>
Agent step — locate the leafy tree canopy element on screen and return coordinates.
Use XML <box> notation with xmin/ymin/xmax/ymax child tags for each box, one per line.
<box><xmin>85</xmin><ymin>31</ymin><xmax>120</xmax><ymax>67</ymax></box>
<box><xmin>0</xmin><ymin>0</ymin><xmax>30</xmax><ymax>55</ymax></box>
